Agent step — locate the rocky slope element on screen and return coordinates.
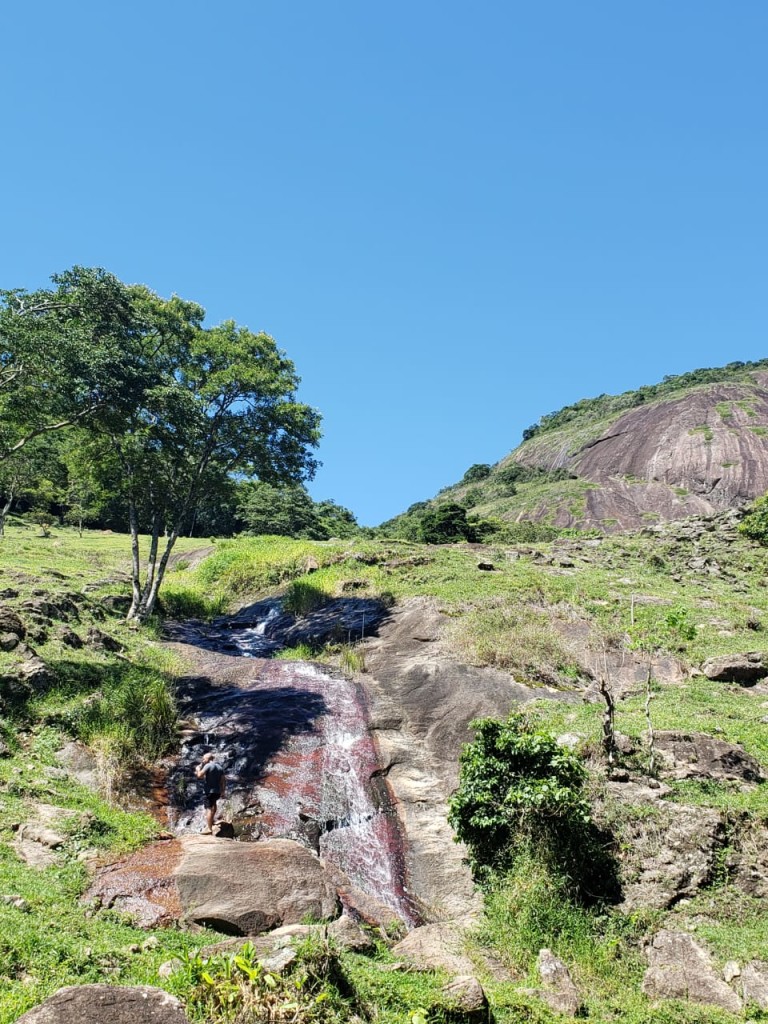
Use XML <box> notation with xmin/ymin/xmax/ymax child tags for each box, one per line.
<box><xmin>411</xmin><ymin>362</ymin><xmax>768</xmax><ymax>533</ymax></box>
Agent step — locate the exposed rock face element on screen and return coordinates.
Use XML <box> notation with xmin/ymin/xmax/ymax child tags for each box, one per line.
<box><xmin>363</xmin><ymin>597</ymin><xmax>577</xmax><ymax>922</ymax></box>
<box><xmin>741</xmin><ymin>961</ymin><xmax>768</xmax><ymax>1010</ymax></box>
<box><xmin>16</xmin><ymin>985</ymin><xmax>190</xmax><ymax>1023</ymax></box>
<box><xmin>604</xmin><ymin>783</ymin><xmax>726</xmax><ymax>911</ymax></box>
<box><xmin>642</xmin><ymin>930</ymin><xmax>742</xmax><ymax>1013</ymax></box>
<box><xmin>654</xmin><ymin>731</ymin><xmax>765</xmax><ymax>783</ymax></box>
<box><xmin>702</xmin><ymin>651</ymin><xmax>767</xmax><ymax>684</ymax></box>
<box><xmin>515</xmin><ymin>378</ymin><xmax>768</xmax><ymax>530</ymax></box>
<box><xmin>175</xmin><ymin>836</ymin><xmax>340</xmax><ymax>934</ymax></box>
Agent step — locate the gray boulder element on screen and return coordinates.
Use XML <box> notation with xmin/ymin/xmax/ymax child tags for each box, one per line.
<box><xmin>535</xmin><ymin>948</ymin><xmax>582</xmax><ymax>1016</ymax></box>
<box><xmin>442</xmin><ymin>975</ymin><xmax>488</xmax><ymax>1021</ymax></box>
<box><xmin>642</xmin><ymin>930</ymin><xmax>741</xmax><ymax>1013</ymax></box>
<box><xmin>654</xmin><ymin>731</ymin><xmax>765</xmax><ymax>783</ymax></box>
<box><xmin>702</xmin><ymin>652</ymin><xmax>766</xmax><ymax>684</ymax></box>
<box><xmin>15</xmin><ymin>985</ymin><xmax>190</xmax><ymax>1023</ymax></box>
<box><xmin>175</xmin><ymin>836</ymin><xmax>339</xmax><ymax>934</ymax></box>
<box><xmin>742</xmin><ymin>961</ymin><xmax>768</xmax><ymax>1010</ymax></box>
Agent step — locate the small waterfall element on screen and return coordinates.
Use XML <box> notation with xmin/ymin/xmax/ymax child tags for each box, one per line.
<box><xmin>167</xmin><ymin>623</ymin><xmax>418</xmax><ymax>925</ymax></box>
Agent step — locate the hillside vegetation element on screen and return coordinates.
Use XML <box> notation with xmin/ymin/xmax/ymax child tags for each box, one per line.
<box><xmin>379</xmin><ymin>359</ymin><xmax>768</xmax><ymax>536</ymax></box>
<box><xmin>4</xmin><ymin>501</ymin><xmax>768</xmax><ymax>1021</ymax></box>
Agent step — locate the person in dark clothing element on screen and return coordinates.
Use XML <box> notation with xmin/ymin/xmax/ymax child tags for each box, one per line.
<box><xmin>195</xmin><ymin>751</ymin><xmax>226</xmax><ymax>834</ymax></box>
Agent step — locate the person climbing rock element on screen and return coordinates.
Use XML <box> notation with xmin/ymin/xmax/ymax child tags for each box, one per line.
<box><xmin>195</xmin><ymin>751</ymin><xmax>226</xmax><ymax>834</ymax></box>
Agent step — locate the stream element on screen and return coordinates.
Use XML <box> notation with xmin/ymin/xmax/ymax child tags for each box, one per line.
<box><xmin>164</xmin><ymin>613</ymin><xmax>420</xmax><ymax>927</ymax></box>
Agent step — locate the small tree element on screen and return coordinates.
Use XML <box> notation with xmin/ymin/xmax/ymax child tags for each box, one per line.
<box><xmin>419</xmin><ymin>503</ymin><xmax>475</xmax><ymax>544</ymax></box>
<box><xmin>448</xmin><ymin>713</ymin><xmax>591</xmax><ymax>881</ymax></box>
<box><xmin>461</xmin><ymin>463</ymin><xmax>492</xmax><ymax>484</ymax></box>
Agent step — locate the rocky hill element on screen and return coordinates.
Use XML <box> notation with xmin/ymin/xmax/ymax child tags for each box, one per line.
<box><xmin>400</xmin><ymin>360</ymin><xmax>768</xmax><ymax>533</ymax></box>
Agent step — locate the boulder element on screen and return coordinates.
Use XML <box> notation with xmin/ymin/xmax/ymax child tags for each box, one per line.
<box><xmin>0</xmin><ymin>632</ymin><xmax>20</xmax><ymax>651</ymax></box>
<box><xmin>392</xmin><ymin>922</ymin><xmax>475</xmax><ymax>976</ymax></box>
<box><xmin>441</xmin><ymin>975</ymin><xmax>488</xmax><ymax>1020</ymax></box>
<box><xmin>98</xmin><ymin>594</ymin><xmax>132</xmax><ymax>615</ymax></box>
<box><xmin>175</xmin><ymin>836</ymin><xmax>339</xmax><ymax>935</ymax></box>
<box><xmin>0</xmin><ymin>604</ymin><xmax>25</xmax><ymax>638</ymax></box>
<box><xmin>654</xmin><ymin>731</ymin><xmax>765</xmax><ymax>783</ymax></box>
<box><xmin>16</xmin><ymin>985</ymin><xmax>190</xmax><ymax>1023</ymax></box>
<box><xmin>55</xmin><ymin>741</ymin><xmax>99</xmax><ymax>791</ymax></box>
<box><xmin>741</xmin><ymin>961</ymin><xmax>768</xmax><ymax>1010</ymax></box>
<box><xmin>702</xmin><ymin>652</ymin><xmax>766</xmax><ymax>684</ymax></box>
<box><xmin>86</xmin><ymin>627</ymin><xmax>124</xmax><ymax>653</ymax></box>
<box><xmin>19</xmin><ymin>655</ymin><xmax>55</xmax><ymax>690</ymax></box>
<box><xmin>56</xmin><ymin>627</ymin><xmax>84</xmax><ymax>649</ymax></box>
<box><xmin>535</xmin><ymin>948</ymin><xmax>582</xmax><ymax>1016</ymax></box>
<box><xmin>642</xmin><ymin>930</ymin><xmax>742</xmax><ymax>1013</ymax></box>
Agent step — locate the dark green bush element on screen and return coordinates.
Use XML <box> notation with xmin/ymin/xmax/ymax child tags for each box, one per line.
<box><xmin>739</xmin><ymin>494</ymin><xmax>768</xmax><ymax>546</ymax></box>
<box><xmin>449</xmin><ymin>712</ymin><xmax>618</xmax><ymax>901</ymax></box>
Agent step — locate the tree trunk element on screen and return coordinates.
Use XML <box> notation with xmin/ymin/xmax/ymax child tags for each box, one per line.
<box><xmin>126</xmin><ymin>498</ymin><xmax>143</xmax><ymax>620</ymax></box>
<box><xmin>132</xmin><ymin>526</ymin><xmax>181</xmax><ymax>624</ymax></box>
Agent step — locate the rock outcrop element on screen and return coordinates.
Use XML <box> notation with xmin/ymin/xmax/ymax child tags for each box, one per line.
<box><xmin>175</xmin><ymin>836</ymin><xmax>340</xmax><ymax>934</ymax></box>
<box><xmin>512</xmin><ymin>376</ymin><xmax>768</xmax><ymax>530</ymax></box>
<box><xmin>702</xmin><ymin>651</ymin><xmax>767</xmax><ymax>684</ymax></box>
<box><xmin>16</xmin><ymin>985</ymin><xmax>190</xmax><ymax>1023</ymax></box>
<box><xmin>642</xmin><ymin>930</ymin><xmax>742</xmax><ymax>1013</ymax></box>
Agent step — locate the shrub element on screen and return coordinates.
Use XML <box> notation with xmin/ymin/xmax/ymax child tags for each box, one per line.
<box><xmin>449</xmin><ymin>712</ymin><xmax>618</xmax><ymax>900</ymax></box>
<box><xmin>739</xmin><ymin>493</ymin><xmax>768</xmax><ymax>546</ymax></box>
<box><xmin>462</xmin><ymin>463</ymin><xmax>492</xmax><ymax>484</ymax></box>
<box><xmin>418</xmin><ymin>503</ymin><xmax>475</xmax><ymax>544</ymax></box>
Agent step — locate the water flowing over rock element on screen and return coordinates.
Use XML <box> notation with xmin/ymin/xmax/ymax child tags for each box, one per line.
<box><xmin>165</xmin><ymin>636</ymin><xmax>420</xmax><ymax>926</ymax></box>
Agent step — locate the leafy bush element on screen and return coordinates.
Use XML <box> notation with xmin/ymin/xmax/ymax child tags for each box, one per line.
<box><xmin>418</xmin><ymin>503</ymin><xmax>476</xmax><ymax>544</ymax></box>
<box><xmin>449</xmin><ymin>712</ymin><xmax>618</xmax><ymax>900</ymax></box>
<box><xmin>739</xmin><ymin>494</ymin><xmax>768</xmax><ymax>546</ymax></box>
<box><xmin>462</xmin><ymin>463</ymin><xmax>492</xmax><ymax>484</ymax></box>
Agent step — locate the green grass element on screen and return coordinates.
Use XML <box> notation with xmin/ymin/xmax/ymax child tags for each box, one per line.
<box><xmin>0</xmin><ymin>726</ymin><xmax>220</xmax><ymax>1024</ymax></box>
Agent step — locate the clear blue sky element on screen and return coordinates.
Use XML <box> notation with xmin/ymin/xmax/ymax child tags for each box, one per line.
<box><xmin>2</xmin><ymin>2</ymin><xmax>766</xmax><ymax>525</ymax></box>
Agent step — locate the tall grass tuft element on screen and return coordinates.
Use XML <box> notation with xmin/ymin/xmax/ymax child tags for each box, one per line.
<box><xmin>283</xmin><ymin>580</ymin><xmax>330</xmax><ymax>616</ymax></box>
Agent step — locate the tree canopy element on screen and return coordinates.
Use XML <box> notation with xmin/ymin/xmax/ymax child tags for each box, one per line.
<box><xmin>0</xmin><ymin>267</ymin><xmax>323</xmax><ymax>621</ymax></box>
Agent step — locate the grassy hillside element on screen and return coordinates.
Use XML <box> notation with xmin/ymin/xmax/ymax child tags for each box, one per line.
<box><xmin>2</xmin><ymin>513</ymin><xmax>768</xmax><ymax>1022</ymax></box>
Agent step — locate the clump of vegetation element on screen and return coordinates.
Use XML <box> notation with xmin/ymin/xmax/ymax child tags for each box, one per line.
<box><xmin>450</xmin><ymin>599</ymin><xmax>581</xmax><ymax>685</ymax></box>
<box><xmin>168</xmin><ymin>936</ymin><xmax>349</xmax><ymax>1023</ymax></box>
<box><xmin>739</xmin><ymin>492</ymin><xmax>768</xmax><ymax>545</ymax></box>
<box><xmin>283</xmin><ymin>580</ymin><xmax>330</xmax><ymax>616</ymax></box>
<box><xmin>448</xmin><ymin>712</ymin><xmax>615</xmax><ymax>896</ymax></box>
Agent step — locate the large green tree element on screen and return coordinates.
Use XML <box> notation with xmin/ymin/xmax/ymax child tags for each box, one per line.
<box><xmin>1</xmin><ymin>268</ymin><xmax>322</xmax><ymax>621</ymax></box>
<box><xmin>0</xmin><ymin>268</ymin><xmax>164</xmax><ymax>463</ymax></box>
